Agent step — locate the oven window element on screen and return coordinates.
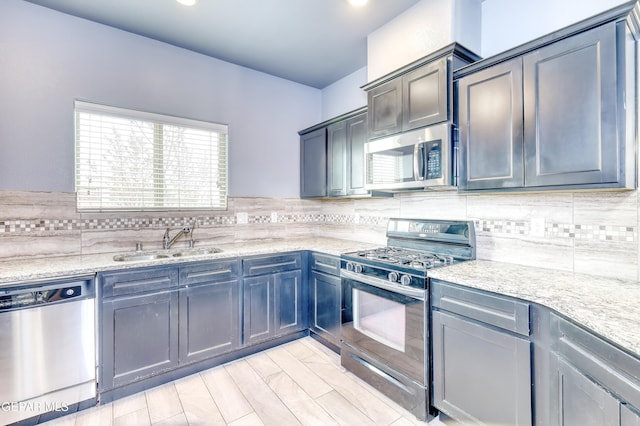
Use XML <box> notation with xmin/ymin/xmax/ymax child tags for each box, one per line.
<box><xmin>353</xmin><ymin>288</ymin><xmax>405</xmax><ymax>352</ymax></box>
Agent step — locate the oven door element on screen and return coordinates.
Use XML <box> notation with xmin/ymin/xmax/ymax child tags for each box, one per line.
<box><xmin>341</xmin><ymin>273</ymin><xmax>426</xmax><ymax>384</ymax></box>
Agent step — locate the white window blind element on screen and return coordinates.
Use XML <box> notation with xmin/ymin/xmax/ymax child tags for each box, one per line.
<box><xmin>75</xmin><ymin>101</ymin><xmax>228</xmax><ymax>211</ymax></box>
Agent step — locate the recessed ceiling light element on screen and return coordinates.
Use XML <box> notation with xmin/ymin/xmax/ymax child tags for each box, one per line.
<box><xmin>176</xmin><ymin>0</ymin><xmax>198</xmax><ymax>6</ymax></box>
<box><xmin>347</xmin><ymin>0</ymin><xmax>368</xmax><ymax>7</ymax></box>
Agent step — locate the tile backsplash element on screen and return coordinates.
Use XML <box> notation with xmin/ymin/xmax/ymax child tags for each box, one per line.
<box><xmin>0</xmin><ymin>189</ymin><xmax>638</xmax><ymax>281</ymax></box>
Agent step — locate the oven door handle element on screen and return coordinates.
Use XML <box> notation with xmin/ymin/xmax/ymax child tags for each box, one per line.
<box><xmin>341</xmin><ymin>269</ymin><xmax>425</xmax><ymax>300</ymax></box>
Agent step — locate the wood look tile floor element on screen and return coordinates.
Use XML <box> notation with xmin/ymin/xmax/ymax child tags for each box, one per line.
<box><xmin>42</xmin><ymin>337</ymin><xmax>446</xmax><ymax>426</ymax></box>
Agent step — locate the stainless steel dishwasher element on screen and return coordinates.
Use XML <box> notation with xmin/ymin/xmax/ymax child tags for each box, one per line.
<box><xmin>0</xmin><ymin>276</ymin><xmax>96</xmax><ymax>425</ymax></box>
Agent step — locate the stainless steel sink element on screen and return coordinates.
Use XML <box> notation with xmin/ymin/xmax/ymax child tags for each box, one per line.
<box><xmin>112</xmin><ymin>253</ymin><xmax>171</xmax><ymax>262</ymax></box>
<box><xmin>172</xmin><ymin>247</ymin><xmax>222</xmax><ymax>257</ymax></box>
<box><xmin>112</xmin><ymin>247</ymin><xmax>222</xmax><ymax>262</ymax></box>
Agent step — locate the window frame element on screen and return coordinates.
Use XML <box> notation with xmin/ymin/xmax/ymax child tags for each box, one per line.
<box><xmin>74</xmin><ymin>101</ymin><xmax>228</xmax><ymax>212</ymax></box>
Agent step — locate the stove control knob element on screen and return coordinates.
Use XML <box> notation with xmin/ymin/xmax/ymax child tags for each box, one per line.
<box><xmin>354</xmin><ymin>264</ymin><xmax>364</xmax><ymax>274</ymax></box>
<box><xmin>400</xmin><ymin>275</ymin><xmax>412</xmax><ymax>286</ymax></box>
<box><xmin>346</xmin><ymin>262</ymin><xmax>355</xmax><ymax>272</ymax></box>
<box><xmin>388</xmin><ymin>271</ymin><xmax>399</xmax><ymax>282</ymax></box>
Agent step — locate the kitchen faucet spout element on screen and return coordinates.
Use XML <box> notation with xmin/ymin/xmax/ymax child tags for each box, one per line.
<box><xmin>162</xmin><ymin>226</ymin><xmax>191</xmax><ymax>250</ymax></box>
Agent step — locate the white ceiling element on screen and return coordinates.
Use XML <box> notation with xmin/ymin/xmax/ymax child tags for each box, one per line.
<box><xmin>25</xmin><ymin>0</ymin><xmax>423</xmax><ymax>89</ymax></box>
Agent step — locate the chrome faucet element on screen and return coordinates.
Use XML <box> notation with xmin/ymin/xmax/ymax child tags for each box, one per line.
<box><xmin>187</xmin><ymin>220</ymin><xmax>197</xmax><ymax>248</ymax></box>
<box><xmin>162</xmin><ymin>226</ymin><xmax>191</xmax><ymax>250</ymax></box>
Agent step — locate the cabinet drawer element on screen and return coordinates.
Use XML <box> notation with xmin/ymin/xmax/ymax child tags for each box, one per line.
<box><xmin>310</xmin><ymin>252</ymin><xmax>340</xmax><ymax>276</ymax></box>
<box><xmin>101</xmin><ymin>267</ymin><xmax>178</xmax><ymax>298</ymax></box>
<box><xmin>242</xmin><ymin>253</ymin><xmax>302</xmax><ymax>277</ymax></box>
<box><xmin>179</xmin><ymin>259</ymin><xmax>240</xmax><ymax>287</ymax></box>
<box><xmin>551</xmin><ymin>313</ymin><xmax>640</xmax><ymax>409</ymax></box>
<box><xmin>431</xmin><ymin>280</ymin><xmax>530</xmax><ymax>336</ymax></box>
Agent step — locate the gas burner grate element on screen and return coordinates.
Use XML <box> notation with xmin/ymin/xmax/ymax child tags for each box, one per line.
<box><xmin>352</xmin><ymin>248</ymin><xmax>456</xmax><ymax>271</ymax></box>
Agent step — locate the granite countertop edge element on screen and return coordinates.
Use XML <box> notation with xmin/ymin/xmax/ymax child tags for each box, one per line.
<box><xmin>1</xmin><ymin>240</ymin><xmax>638</xmax><ymax>359</ymax></box>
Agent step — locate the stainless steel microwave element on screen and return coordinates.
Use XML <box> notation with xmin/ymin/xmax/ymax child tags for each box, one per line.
<box><xmin>364</xmin><ymin>123</ymin><xmax>453</xmax><ymax>191</ymax></box>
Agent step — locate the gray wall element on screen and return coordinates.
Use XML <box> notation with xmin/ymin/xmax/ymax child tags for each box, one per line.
<box><xmin>321</xmin><ymin>67</ymin><xmax>367</xmax><ymax>121</ymax></box>
<box><xmin>0</xmin><ymin>0</ymin><xmax>321</xmax><ymax>197</ymax></box>
<box><xmin>481</xmin><ymin>0</ymin><xmax>627</xmax><ymax>57</ymax></box>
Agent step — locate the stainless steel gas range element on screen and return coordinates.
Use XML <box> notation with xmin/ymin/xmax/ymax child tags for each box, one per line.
<box><xmin>340</xmin><ymin>218</ymin><xmax>476</xmax><ymax>421</ymax></box>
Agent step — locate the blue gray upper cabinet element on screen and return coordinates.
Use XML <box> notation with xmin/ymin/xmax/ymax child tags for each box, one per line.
<box><xmin>327</xmin><ymin>110</ymin><xmax>369</xmax><ymax>197</ymax></box>
<box><xmin>457</xmin><ymin>58</ymin><xmax>524</xmax><ymax>189</ymax></box>
<box><xmin>364</xmin><ymin>43</ymin><xmax>480</xmax><ymax>140</ymax></box>
<box><xmin>300</xmin><ymin>107</ymin><xmax>379</xmax><ymax>199</ymax></box>
<box><xmin>299</xmin><ymin>127</ymin><xmax>327</xmax><ymax>198</ymax></box>
<box><xmin>456</xmin><ymin>4</ymin><xmax>638</xmax><ymax>192</ymax></box>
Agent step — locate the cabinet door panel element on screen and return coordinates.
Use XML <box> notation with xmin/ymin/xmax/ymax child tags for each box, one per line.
<box><xmin>368</xmin><ymin>80</ymin><xmax>402</xmax><ymax>138</ymax></box>
<box><xmin>300</xmin><ymin>128</ymin><xmax>327</xmax><ymax>198</ymax></box>
<box><xmin>347</xmin><ymin>113</ymin><xmax>368</xmax><ymax>196</ymax></box>
<box><xmin>328</xmin><ymin>120</ymin><xmax>347</xmax><ymax>197</ymax></box>
<box><xmin>553</xmin><ymin>356</ymin><xmax>620</xmax><ymax>426</ymax></box>
<box><xmin>622</xmin><ymin>404</ymin><xmax>640</xmax><ymax>426</ymax></box>
<box><xmin>403</xmin><ymin>58</ymin><xmax>448</xmax><ymax>130</ymax></box>
<box><xmin>432</xmin><ymin>310</ymin><xmax>532</xmax><ymax>425</ymax></box>
<box><xmin>275</xmin><ymin>270</ymin><xmax>303</xmax><ymax>335</ymax></box>
<box><xmin>458</xmin><ymin>58</ymin><xmax>524</xmax><ymax>190</ymax></box>
<box><xmin>179</xmin><ymin>280</ymin><xmax>240</xmax><ymax>364</ymax></box>
<box><xmin>551</xmin><ymin>313</ymin><xmax>640</xmax><ymax>410</ymax></box>
<box><xmin>310</xmin><ymin>271</ymin><xmax>341</xmax><ymax>345</ymax></box>
<box><xmin>102</xmin><ymin>291</ymin><xmax>179</xmax><ymax>389</ymax></box>
<box><xmin>243</xmin><ymin>276</ymin><xmax>273</xmax><ymax>345</ymax></box>
<box><xmin>523</xmin><ymin>23</ymin><xmax>618</xmax><ymax>187</ymax></box>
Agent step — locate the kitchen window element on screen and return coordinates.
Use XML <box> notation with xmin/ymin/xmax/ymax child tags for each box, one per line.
<box><xmin>74</xmin><ymin>101</ymin><xmax>228</xmax><ymax>211</ymax></box>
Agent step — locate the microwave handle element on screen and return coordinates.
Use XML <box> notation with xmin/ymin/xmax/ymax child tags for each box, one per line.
<box><xmin>413</xmin><ymin>143</ymin><xmax>425</xmax><ymax>181</ymax></box>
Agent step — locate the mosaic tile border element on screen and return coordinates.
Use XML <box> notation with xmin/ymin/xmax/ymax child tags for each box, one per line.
<box><xmin>475</xmin><ymin>219</ymin><xmax>637</xmax><ymax>242</ymax></box>
<box><xmin>0</xmin><ymin>214</ymin><xmax>328</xmax><ymax>234</ymax></box>
<box><xmin>0</xmin><ymin>213</ymin><xmax>391</xmax><ymax>232</ymax></box>
<box><xmin>1</xmin><ymin>216</ymin><xmax>636</xmax><ymax>242</ymax></box>
<box><xmin>550</xmin><ymin>223</ymin><xmax>636</xmax><ymax>242</ymax></box>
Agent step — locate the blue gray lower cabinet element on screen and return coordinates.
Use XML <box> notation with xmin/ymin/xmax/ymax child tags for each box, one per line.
<box><xmin>100</xmin><ymin>267</ymin><xmax>181</xmax><ymax>391</ymax></box>
<box><xmin>100</xmin><ymin>255</ymin><xmax>307</xmax><ymax>400</ymax></box>
<box><xmin>178</xmin><ymin>260</ymin><xmax>242</xmax><ymax>364</ymax></box>
<box><xmin>550</xmin><ymin>313</ymin><xmax>640</xmax><ymax>426</ymax></box>
<box><xmin>553</xmin><ymin>356</ymin><xmax>620</xmax><ymax>426</ymax></box>
<box><xmin>308</xmin><ymin>252</ymin><xmax>342</xmax><ymax>349</ymax></box>
<box><xmin>431</xmin><ymin>280</ymin><xmax>532</xmax><ymax>425</ymax></box>
<box><xmin>242</xmin><ymin>253</ymin><xmax>304</xmax><ymax>345</ymax></box>
<box><xmin>432</xmin><ymin>279</ymin><xmax>640</xmax><ymax>426</ymax></box>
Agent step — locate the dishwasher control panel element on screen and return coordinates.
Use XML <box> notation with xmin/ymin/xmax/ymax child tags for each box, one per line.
<box><xmin>0</xmin><ymin>278</ymin><xmax>93</xmax><ymax>311</ymax></box>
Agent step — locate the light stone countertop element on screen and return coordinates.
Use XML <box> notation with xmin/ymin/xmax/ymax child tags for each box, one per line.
<box><xmin>1</xmin><ymin>239</ymin><xmax>639</xmax><ymax>360</ymax></box>
<box><xmin>0</xmin><ymin>237</ymin><xmax>378</xmax><ymax>285</ymax></box>
<box><xmin>429</xmin><ymin>260</ymin><xmax>640</xmax><ymax>358</ymax></box>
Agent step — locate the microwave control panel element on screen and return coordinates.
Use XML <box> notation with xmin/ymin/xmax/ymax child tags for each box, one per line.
<box><xmin>425</xmin><ymin>140</ymin><xmax>442</xmax><ymax>180</ymax></box>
